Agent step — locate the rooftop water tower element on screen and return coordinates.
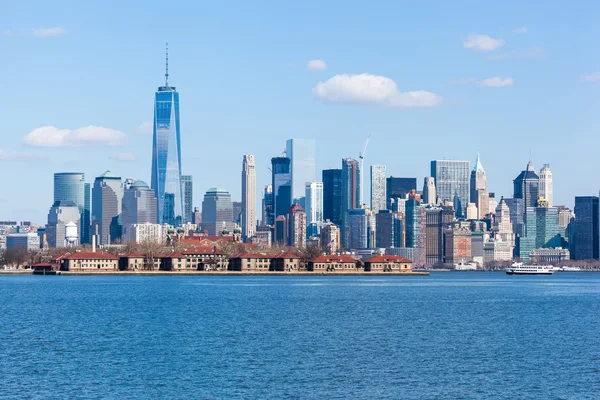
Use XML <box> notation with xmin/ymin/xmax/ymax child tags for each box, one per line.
<box><xmin>65</xmin><ymin>221</ymin><xmax>78</xmax><ymax>247</ymax></box>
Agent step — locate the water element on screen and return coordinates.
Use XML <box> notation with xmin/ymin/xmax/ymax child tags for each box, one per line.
<box><xmin>1</xmin><ymin>273</ymin><xmax>599</xmax><ymax>399</ymax></box>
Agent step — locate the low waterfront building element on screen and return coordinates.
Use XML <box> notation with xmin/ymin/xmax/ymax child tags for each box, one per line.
<box><xmin>529</xmin><ymin>248</ymin><xmax>570</xmax><ymax>264</ymax></box>
<box><xmin>364</xmin><ymin>255</ymin><xmax>412</xmax><ymax>272</ymax></box>
<box><xmin>229</xmin><ymin>253</ymin><xmax>273</xmax><ymax>272</ymax></box>
<box><xmin>118</xmin><ymin>252</ymin><xmax>145</xmax><ymax>270</ymax></box>
<box><xmin>307</xmin><ymin>255</ymin><xmax>360</xmax><ymax>272</ymax></box>
<box><xmin>270</xmin><ymin>253</ymin><xmax>301</xmax><ymax>271</ymax></box>
<box><xmin>60</xmin><ymin>252</ymin><xmax>119</xmax><ymax>271</ymax></box>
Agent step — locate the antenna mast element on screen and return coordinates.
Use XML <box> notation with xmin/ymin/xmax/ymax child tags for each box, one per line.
<box><xmin>165</xmin><ymin>41</ymin><xmax>169</xmax><ymax>87</ymax></box>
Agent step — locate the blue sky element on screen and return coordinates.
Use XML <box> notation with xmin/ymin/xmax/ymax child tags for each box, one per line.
<box><xmin>1</xmin><ymin>0</ymin><xmax>599</xmax><ymax>223</ymax></box>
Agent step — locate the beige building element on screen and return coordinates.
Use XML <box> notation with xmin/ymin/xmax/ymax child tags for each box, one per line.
<box><xmin>320</xmin><ymin>223</ymin><xmax>340</xmax><ymax>254</ymax></box>
<box><xmin>483</xmin><ymin>241</ymin><xmax>513</xmax><ymax>265</ymax></box>
<box><xmin>60</xmin><ymin>252</ymin><xmax>119</xmax><ymax>271</ymax></box>
<box><xmin>308</xmin><ymin>255</ymin><xmax>359</xmax><ymax>272</ymax></box>
<box><xmin>364</xmin><ymin>255</ymin><xmax>413</xmax><ymax>272</ymax></box>
<box><xmin>270</xmin><ymin>253</ymin><xmax>301</xmax><ymax>271</ymax></box>
<box><xmin>229</xmin><ymin>253</ymin><xmax>272</xmax><ymax>272</ymax></box>
<box><xmin>241</xmin><ymin>155</ymin><xmax>256</xmax><ymax>240</ymax></box>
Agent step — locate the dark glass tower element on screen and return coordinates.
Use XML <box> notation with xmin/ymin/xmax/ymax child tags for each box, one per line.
<box><xmin>322</xmin><ymin>169</ymin><xmax>342</xmax><ymax>226</ymax></box>
<box><xmin>271</xmin><ymin>157</ymin><xmax>292</xmax><ymax>219</ymax></box>
<box><xmin>53</xmin><ymin>172</ymin><xmax>90</xmax><ymax>244</ymax></box>
<box><xmin>151</xmin><ymin>43</ymin><xmax>183</xmax><ymax>226</ymax></box>
<box><xmin>572</xmin><ymin>196</ymin><xmax>599</xmax><ymax>260</ymax></box>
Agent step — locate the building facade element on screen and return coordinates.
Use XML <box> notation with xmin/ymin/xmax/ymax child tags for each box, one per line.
<box><xmin>181</xmin><ymin>175</ymin><xmax>193</xmax><ymax>224</ymax></box>
<box><xmin>323</xmin><ymin>169</ymin><xmax>342</xmax><ymax>227</ymax></box>
<box><xmin>271</xmin><ymin>157</ymin><xmax>292</xmax><ymax>219</ymax></box>
<box><xmin>513</xmin><ymin>161</ymin><xmax>539</xmax><ymax>208</ymax></box>
<box><xmin>201</xmin><ymin>188</ymin><xmax>234</xmax><ymax>236</ymax></box>
<box><xmin>54</xmin><ymin>172</ymin><xmax>90</xmax><ymax>244</ymax></box>
<box><xmin>92</xmin><ymin>171</ymin><xmax>123</xmax><ymax>245</ymax></box>
<box><xmin>6</xmin><ymin>233</ymin><xmax>40</xmax><ymax>250</ymax></box>
<box><xmin>519</xmin><ymin>204</ymin><xmax>562</xmax><ymax>261</ymax></box>
<box><xmin>121</xmin><ymin>180</ymin><xmax>158</xmax><ymax>242</ymax></box>
<box><xmin>305</xmin><ymin>181</ymin><xmax>324</xmax><ymax>225</ymax></box>
<box><xmin>241</xmin><ymin>155</ymin><xmax>256</xmax><ymax>239</ymax></box>
<box><xmin>572</xmin><ymin>196</ymin><xmax>599</xmax><ymax>260</ymax></box>
<box><xmin>431</xmin><ymin>160</ymin><xmax>470</xmax><ymax>218</ymax></box>
<box><xmin>370</xmin><ymin>165</ymin><xmax>387</xmax><ymax>213</ymax></box>
<box><xmin>341</xmin><ymin>158</ymin><xmax>360</xmax><ymax>247</ymax></box>
<box><xmin>288</xmin><ymin>204</ymin><xmax>307</xmax><ymax>248</ymax></box>
<box><xmin>262</xmin><ymin>184</ymin><xmax>274</xmax><ymax>226</ymax></box>
<box><xmin>539</xmin><ymin>164</ymin><xmax>553</xmax><ymax>206</ymax></box>
<box><xmin>423</xmin><ymin>177</ymin><xmax>436</xmax><ymax>205</ymax></box>
<box><xmin>46</xmin><ymin>201</ymin><xmax>81</xmax><ymax>248</ymax></box>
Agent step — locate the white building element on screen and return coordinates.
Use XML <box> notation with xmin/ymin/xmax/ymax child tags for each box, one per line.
<box><xmin>495</xmin><ymin>199</ymin><xmax>515</xmax><ymax>248</ymax></box>
<box><xmin>539</xmin><ymin>164</ymin><xmax>553</xmax><ymax>207</ymax></box>
<box><xmin>423</xmin><ymin>177</ymin><xmax>436</xmax><ymax>205</ymax></box>
<box><xmin>305</xmin><ymin>181</ymin><xmax>324</xmax><ymax>224</ymax></box>
<box><xmin>241</xmin><ymin>154</ymin><xmax>256</xmax><ymax>239</ymax></box>
<box><xmin>124</xmin><ymin>223</ymin><xmax>165</xmax><ymax>244</ymax></box>
<box><xmin>370</xmin><ymin>165</ymin><xmax>387</xmax><ymax>213</ymax></box>
<box><xmin>466</xmin><ymin>203</ymin><xmax>478</xmax><ymax>220</ymax></box>
<box><xmin>483</xmin><ymin>241</ymin><xmax>513</xmax><ymax>265</ymax></box>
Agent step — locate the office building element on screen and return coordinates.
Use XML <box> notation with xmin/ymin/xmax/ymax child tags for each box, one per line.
<box><xmin>423</xmin><ymin>177</ymin><xmax>436</xmax><ymax>205</ymax></box>
<box><xmin>201</xmin><ymin>188</ymin><xmax>234</xmax><ymax>236</ymax></box>
<box><xmin>466</xmin><ymin>203</ymin><xmax>478</xmax><ymax>220</ymax></box>
<box><xmin>271</xmin><ymin>157</ymin><xmax>292</xmax><ymax>219</ymax></box>
<box><xmin>288</xmin><ymin>204</ymin><xmax>307</xmax><ymax>248</ymax></box>
<box><xmin>125</xmin><ymin>223</ymin><xmax>165</xmax><ymax>244</ymax></box>
<box><xmin>513</xmin><ymin>161</ymin><xmax>539</xmax><ymax>208</ymax></box>
<box><xmin>375</xmin><ymin>210</ymin><xmax>404</xmax><ymax>249</ymax></box>
<box><xmin>6</xmin><ymin>233</ymin><xmax>40</xmax><ymax>250</ymax></box>
<box><xmin>470</xmin><ymin>153</ymin><xmax>486</xmax><ymax>203</ymax></box>
<box><xmin>305</xmin><ymin>181</ymin><xmax>324</xmax><ymax>226</ymax></box>
<box><xmin>286</xmin><ymin>139</ymin><xmax>316</xmax><ymax>200</ymax></box>
<box><xmin>386</xmin><ymin>177</ymin><xmax>417</xmax><ymax>205</ymax></box>
<box><xmin>241</xmin><ymin>155</ymin><xmax>256</xmax><ymax>239</ymax></box>
<box><xmin>370</xmin><ymin>165</ymin><xmax>387</xmax><ymax>213</ymax></box>
<box><xmin>46</xmin><ymin>200</ymin><xmax>81</xmax><ymax>248</ymax></box>
<box><xmin>323</xmin><ymin>169</ymin><xmax>342</xmax><ymax>226</ymax></box>
<box><xmin>425</xmin><ymin>206</ymin><xmax>454</xmax><ymax>266</ymax></box>
<box><xmin>341</xmin><ymin>158</ymin><xmax>360</xmax><ymax>247</ymax></box>
<box><xmin>444</xmin><ymin>226</ymin><xmax>472</xmax><ymax>265</ymax></box>
<box><xmin>504</xmin><ymin>198</ymin><xmax>525</xmax><ymax>238</ymax></box>
<box><xmin>232</xmin><ymin>201</ymin><xmax>242</xmax><ymax>225</ymax></box>
<box><xmin>181</xmin><ymin>175</ymin><xmax>193</xmax><ymax>224</ymax></box>
<box><xmin>121</xmin><ymin>181</ymin><xmax>158</xmax><ymax>242</ymax></box>
<box><xmin>192</xmin><ymin>207</ymin><xmax>202</xmax><ymax>225</ymax></box>
<box><xmin>347</xmin><ymin>208</ymin><xmax>369</xmax><ymax>250</ymax></box>
<box><xmin>405</xmin><ymin>198</ymin><xmax>423</xmax><ymax>248</ymax></box>
<box><xmin>539</xmin><ymin>164</ymin><xmax>553</xmax><ymax>207</ymax></box>
<box><xmin>572</xmin><ymin>196</ymin><xmax>599</xmax><ymax>260</ymax></box>
<box><xmin>274</xmin><ymin>215</ymin><xmax>287</xmax><ymax>245</ymax></box>
<box><xmin>519</xmin><ymin>202</ymin><xmax>562</xmax><ymax>262</ymax></box>
<box><xmin>262</xmin><ymin>184</ymin><xmax>274</xmax><ymax>226</ymax></box>
<box><xmin>151</xmin><ymin>45</ymin><xmax>184</xmax><ymax>226</ymax></box>
<box><xmin>92</xmin><ymin>171</ymin><xmax>123</xmax><ymax>245</ymax></box>
<box><xmin>321</xmin><ymin>223</ymin><xmax>341</xmax><ymax>254</ymax></box>
<box><xmin>53</xmin><ymin>172</ymin><xmax>90</xmax><ymax>244</ymax></box>
<box><xmin>431</xmin><ymin>160</ymin><xmax>470</xmax><ymax>218</ymax></box>
<box><xmin>495</xmin><ymin>199</ymin><xmax>515</xmax><ymax>248</ymax></box>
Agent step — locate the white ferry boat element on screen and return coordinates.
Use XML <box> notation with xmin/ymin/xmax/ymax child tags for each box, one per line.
<box><xmin>505</xmin><ymin>262</ymin><xmax>555</xmax><ymax>275</ymax></box>
<box><xmin>560</xmin><ymin>266</ymin><xmax>583</xmax><ymax>272</ymax></box>
<box><xmin>454</xmin><ymin>260</ymin><xmax>478</xmax><ymax>271</ymax></box>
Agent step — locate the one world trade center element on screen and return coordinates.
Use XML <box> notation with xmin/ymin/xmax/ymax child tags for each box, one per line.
<box><xmin>151</xmin><ymin>43</ymin><xmax>183</xmax><ymax>225</ymax></box>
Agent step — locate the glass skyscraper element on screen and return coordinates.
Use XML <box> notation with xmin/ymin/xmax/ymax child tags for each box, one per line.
<box><xmin>181</xmin><ymin>175</ymin><xmax>193</xmax><ymax>224</ymax></box>
<box><xmin>271</xmin><ymin>157</ymin><xmax>292</xmax><ymax>219</ymax></box>
<box><xmin>201</xmin><ymin>188</ymin><xmax>234</xmax><ymax>236</ymax></box>
<box><xmin>572</xmin><ymin>196</ymin><xmax>599</xmax><ymax>260</ymax></box>
<box><xmin>322</xmin><ymin>169</ymin><xmax>342</xmax><ymax>226</ymax></box>
<box><xmin>430</xmin><ymin>160</ymin><xmax>469</xmax><ymax>218</ymax></box>
<box><xmin>286</xmin><ymin>139</ymin><xmax>316</xmax><ymax>200</ymax></box>
<box><xmin>53</xmin><ymin>172</ymin><xmax>90</xmax><ymax>244</ymax></box>
<box><xmin>151</xmin><ymin>46</ymin><xmax>183</xmax><ymax>226</ymax></box>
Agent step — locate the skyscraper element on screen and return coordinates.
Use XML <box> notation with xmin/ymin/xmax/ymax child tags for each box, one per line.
<box><xmin>341</xmin><ymin>158</ymin><xmax>360</xmax><ymax>247</ymax></box>
<box><xmin>370</xmin><ymin>165</ymin><xmax>387</xmax><ymax>213</ymax></box>
<box><xmin>181</xmin><ymin>175</ymin><xmax>193</xmax><ymax>224</ymax></box>
<box><xmin>347</xmin><ymin>208</ymin><xmax>369</xmax><ymax>250</ymax></box>
<box><xmin>287</xmin><ymin>204</ymin><xmax>307</xmax><ymax>248</ymax></box>
<box><xmin>121</xmin><ymin>180</ymin><xmax>158</xmax><ymax>242</ymax></box>
<box><xmin>430</xmin><ymin>160</ymin><xmax>470</xmax><ymax>218</ymax></box>
<box><xmin>572</xmin><ymin>196</ymin><xmax>599</xmax><ymax>260</ymax></box>
<box><xmin>322</xmin><ymin>169</ymin><xmax>342</xmax><ymax>226</ymax></box>
<box><xmin>375</xmin><ymin>210</ymin><xmax>404</xmax><ymax>249</ymax></box>
<box><xmin>305</xmin><ymin>181</ymin><xmax>324</xmax><ymax>225</ymax></box>
<box><xmin>151</xmin><ymin>43</ymin><xmax>183</xmax><ymax>226</ymax></box>
<box><xmin>92</xmin><ymin>171</ymin><xmax>123</xmax><ymax>245</ymax></box>
<box><xmin>513</xmin><ymin>160</ymin><xmax>539</xmax><ymax>208</ymax></box>
<box><xmin>386</xmin><ymin>177</ymin><xmax>417</xmax><ymax>204</ymax></box>
<box><xmin>262</xmin><ymin>184</ymin><xmax>274</xmax><ymax>226</ymax></box>
<box><xmin>539</xmin><ymin>164</ymin><xmax>553</xmax><ymax>206</ymax></box>
<box><xmin>423</xmin><ymin>177</ymin><xmax>436</xmax><ymax>205</ymax></box>
<box><xmin>271</xmin><ymin>157</ymin><xmax>292</xmax><ymax>219</ymax></box>
<box><xmin>241</xmin><ymin>155</ymin><xmax>256</xmax><ymax>239</ymax></box>
<box><xmin>286</xmin><ymin>139</ymin><xmax>316</xmax><ymax>200</ymax></box>
<box><xmin>46</xmin><ymin>201</ymin><xmax>80</xmax><ymax>248</ymax></box>
<box><xmin>519</xmin><ymin>201</ymin><xmax>561</xmax><ymax>262</ymax></box>
<box><xmin>201</xmin><ymin>188</ymin><xmax>234</xmax><ymax>236</ymax></box>
<box><xmin>470</xmin><ymin>153</ymin><xmax>486</xmax><ymax>203</ymax></box>
<box><xmin>53</xmin><ymin>172</ymin><xmax>90</xmax><ymax>244</ymax></box>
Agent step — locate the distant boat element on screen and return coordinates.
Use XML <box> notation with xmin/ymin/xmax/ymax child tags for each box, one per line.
<box><xmin>454</xmin><ymin>260</ymin><xmax>478</xmax><ymax>271</ymax></box>
<box><xmin>560</xmin><ymin>266</ymin><xmax>583</xmax><ymax>272</ymax></box>
<box><xmin>505</xmin><ymin>262</ymin><xmax>555</xmax><ymax>275</ymax></box>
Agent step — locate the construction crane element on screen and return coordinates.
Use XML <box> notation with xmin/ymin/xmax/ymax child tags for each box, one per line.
<box><xmin>359</xmin><ymin>135</ymin><xmax>370</xmax><ymax>206</ymax></box>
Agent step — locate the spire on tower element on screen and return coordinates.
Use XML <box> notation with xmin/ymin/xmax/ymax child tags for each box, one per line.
<box><xmin>165</xmin><ymin>41</ymin><xmax>169</xmax><ymax>87</ymax></box>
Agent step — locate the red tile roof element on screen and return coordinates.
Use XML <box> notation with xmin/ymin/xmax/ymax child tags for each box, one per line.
<box><xmin>121</xmin><ymin>252</ymin><xmax>145</xmax><ymax>258</ymax></box>
<box><xmin>182</xmin><ymin>246</ymin><xmax>222</xmax><ymax>255</ymax></box>
<box><xmin>231</xmin><ymin>252</ymin><xmax>271</xmax><ymax>259</ymax></box>
<box><xmin>65</xmin><ymin>252</ymin><xmax>118</xmax><ymax>260</ymax></box>
<box><xmin>311</xmin><ymin>255</ymin><xmax>358</xmax><ymax>263</ymax></box>
<box><xmin>365</xmin><ymin>255</ymin><xmax>412</xmax><ymax>263</ymax></box>
<box><xmin>51</xmin><ymin>252</ymin><xmax>72</xmax><ymax>262</ymax></box>
<box><xmin>273</xmin><ymin>252</ymin><xmax>300</xmax><ymax>259</ymax></box>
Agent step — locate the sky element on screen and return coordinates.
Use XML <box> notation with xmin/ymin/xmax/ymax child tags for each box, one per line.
<box><xmin>1</xmin><ymin>0</ymin><xmax>600</xmax><ymax>224</ymax></box>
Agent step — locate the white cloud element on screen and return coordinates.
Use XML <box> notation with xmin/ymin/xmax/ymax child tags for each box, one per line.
<box><xmin>479</xmin><ymin>77</ymin><xmax>514</xmax><ymax>87</ymax></box>
<box><xmin>23</xmin><ymin>126</ymin><xmax>127</xmax><ymax>147</ymax></box>
<box><xmin>32</xmin><ymin>27</ymin><xmax>67</xmax><ymax>38</ymax></box>
<box><xmin>488</xmin><ymin>47</ymin><xmax>547</xmax><ymax>61</ymax></box>
<box><xmin>135</xmin><ymin>122</ymin><xmax>153</xmax><ymax>135</ymax></box>
<box><xmin>110</xmin><ymin>153</ymin><xmax>137</xmax><ymax>162</ymax></box>
<box><xmin>513</xmin><ymin>26</ymin><xmax>528</xmax><ymax>34</ymax></box>
<box><xmin>0</xmin><ymin>149</ymin><xmax>47</xmax><ymax>162</ymax></box>
<box><xmin>580</xmin><ymin>72</ymin><xmax>600</xmax><ymax>82</ymax></box>
<box><xmin>313</xmin><ymin>73</ymin><xmax>442</xmax><ymax>108</ymax></box>
<box><xmin>307</xmin><ymin>59</ymin><xmax>327</xmax><ymax>72</ymax></box>
<box><xmin>463</xmin><ymin>34</ymin><xmax>504</xmax><ymax>52</ymax></box>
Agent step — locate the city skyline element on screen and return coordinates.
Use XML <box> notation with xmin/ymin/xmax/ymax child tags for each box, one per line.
<box><xmin>3</xmin><ymin>1</ymin><xmax>600</xmax><ymax>223</ymax></box>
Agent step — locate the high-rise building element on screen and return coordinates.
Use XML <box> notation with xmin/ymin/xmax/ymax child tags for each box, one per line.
<box><xmin>405</xmin><ymin>198</ymin><xmax>423</xmax><ymax>248</ymax></box>
<box><xmin>444</xmin><ymin>226</ymin><xmax>473</xmax><ymax>265</ymax></box>
<box><xmin>539</xmin><ymin>164</ymin><xmax>553</xmax><ymax>206</ymax></box>
<box><xmin>370</xmin><ymin>165</ymin><xmax>387</xmax><ymax>213</ymax></box>
<box><xmin>201</xmin><ymin>188</ymin><xmax>234</xmax><ymax>236</ymax></box>
<box><xmin>375</xmin><ymin>210</ymin><xmax>404</xmax><ymax>249</ymax></box>
<box><xmin>286</xmin><ymin>139</ymin><xmax>316</xmax><ymax>200</ymax></box>
<box><xmin>505</xmin><ymin>198</ymin><xmax>525</xmax><ymax>238</ymax></box>
<box><xmin>151</xmin><ymin>44</ymin><xmax>183</xmax><ymax>226</ymax></box>
<box><xmin>513</xmin><ymin>161</ymin><xmax>539</xmax><ymax>208</ymax></box>
<box><xmin>470</xmin><ymin>153</ymin><xmax>486</xmax><ymax>203</ymax></box>
<box><xmin>241</xmin><ymin>155</ymin><xmax>256</xmax><ymax>239</ymax></box>
<box><xmin>92</xmin><ymin>171</ymin><xmax>123</xmax><ymax>245</ymax></box>
<box><xmin>323</xmin><ymin>169</ymin><xmax>342</xmax><ymax>226</ymax></box>
<box><xmin>495</xmin><ymin>199</ymin><xmax>515</xmax><ymax>248</ymax></box>
<box><xmin>572</xmin><ymin>196</ymin><xmax>599</xmax><ymax>260</ymax></box>
<box><xmin>386</xmin><ymin>177</ymin><xmax>417</xmax><ymax>206</ymax></box>
<box><xmin>53</xmin><ymin>172</ymin><xmax>90</xmax><ymax>244</ymax></box>
<box><xmin>347</xmin><ymin>208</ymin><xmax>369</xmax><ymax>250</ymax></box>
<box><xmin>192</xmin><ymin>207</ymin><xmax>202</xmax><ymax>225</ymax></box>
<box><xmin>271</xmin><ymin>157</ymin><xmax>292</xmax><ymax>219</ymax></box>
<box><xmin>288</xmin><ymin>204</ymin><xmax>307</xmax><ymax>248</ymax></box>
<box><xmin>274</xmin><ymin>215</ymin><xmax>287</xmax><ymax>245</ymax></box>
<box><xmin>232</xmin><ymin>201</ymin><xmax>242</xmax><ymax>225</ymax></box>
<box><xmin>519</xmin><ymin>202</ymin><xmax>562</xmax><ymax>262</ymax></box>
<box><xmin>320</xmin><ymin>223</ymin><xmax>341</xmax><ymax>254</ymax></box>
<box><xmin>557</xmin><ymin>206</ymin><xmax>573</xmax><ymax>229</ymax></box>
<box><xmin>181</xmin><ymin>175</ymin><xmax>193</xmax><ymax>224</ymax></box>
<box><xmin>431</xmin><ymin>160</ymin><xmax>470</xmax><ymax>218</ymax></box>
<box><xmin>423</xmin><ymin>177</ymin><xmax>436</xmax><ymax>205</ymax></box>
<box><xmin>466</xmin><ymin>203</ymin><xmax>478</xmax><ymax>220</ymax></box>
<box><xmin>425</xmin><ymin>206</ymin><xmax>454</xmax><ymax>266</ymax></box>
<box><xmin>305</xmin><ymin>181</ymin><xmax>324</xmax><ymax>225</ymax></box>
<box><xmin>121</xmin><ymin>180</ymin><xmax>158</xmax><ymax>242</ymax></box>
<box><xmin>46</xmin><ymin>201</ymin><xmax>80</xmax><ymax>248</ymax></box>
<box><xmin>262</xmin><ymin>184</ymin><xmax>274</xmax><ymax>226</ymax></box>
<box><xmin>341</xmin><ymin>158</ymin><xmax>360</xmax><ymax>247</ymax></box>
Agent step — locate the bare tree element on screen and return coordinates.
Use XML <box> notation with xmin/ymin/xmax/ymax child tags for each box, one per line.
<box><xmin>4</xmin><ymin>248</ymin><xmax>29</xmax><ymax>268</ymax></box>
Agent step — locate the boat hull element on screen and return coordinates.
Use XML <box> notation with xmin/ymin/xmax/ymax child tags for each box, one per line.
<box><xmin>506</xmin><ymin>270</ymin><xmax>555</xmax><ymax>275</ymax></box>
